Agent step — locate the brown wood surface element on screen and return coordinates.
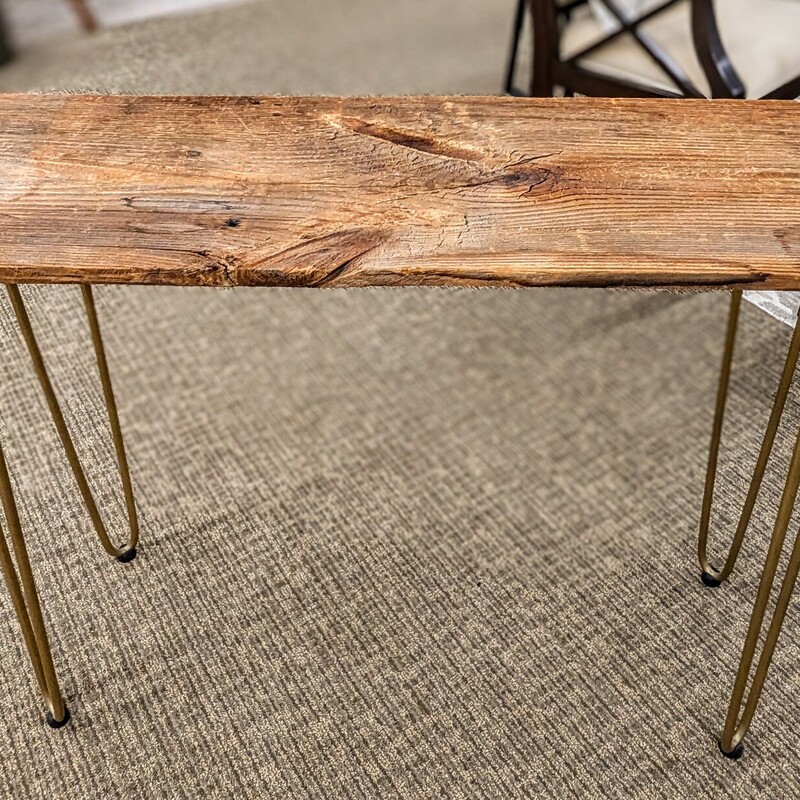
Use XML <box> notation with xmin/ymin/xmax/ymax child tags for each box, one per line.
<box><xmin>1</xmin><ymin>94</ymin><xmax>799</xmax><ymax>289</ymax></box>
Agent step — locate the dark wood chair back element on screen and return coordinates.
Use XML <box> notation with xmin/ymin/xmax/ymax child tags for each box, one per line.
<box><xmin>505</xmin><ymin>0</ymin><xmax>800</xmax><ymax>99</ymax></box>
<box><xmin>0</xmin><ymin>7</ymin><xmax>12</xmax><ymax>67</ymax></box>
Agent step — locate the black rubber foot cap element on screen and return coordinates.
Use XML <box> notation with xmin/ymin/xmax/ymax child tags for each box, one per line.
<box><xmin>701</xmin><ymin>571</ymin><xmax>722</xmax><ymax>588</ymax></box>
<box><xmin>116</xmin><ymin>548</ymin><xmax>137</xmax><ymax>563</ymax></box>
<box><xmin>719</xmin><ymin>740</ymin><xmax>744</xmax><ymax>760</ymax></box>
<box><xmin>46</xmin><ymin>706</ymin><xmax>71</xmax><ymax>730</ymax></box>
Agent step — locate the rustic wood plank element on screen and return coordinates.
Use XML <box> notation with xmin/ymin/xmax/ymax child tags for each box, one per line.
<box><xmin>0</xmin><ymin>94</ymin><xmax>799</xmax><ymax>290</ymax></box>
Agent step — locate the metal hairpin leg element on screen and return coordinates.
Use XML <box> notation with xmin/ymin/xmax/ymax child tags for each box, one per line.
<box><xmin>0</xmin><ymin>284</ymin><xmax>139</xmax><ymax>727</ymax></box>
<box><xmin>0</xmin><ymin>434</ymin><xmax>69</xmax><ymax>728</ymax></box>
<box><xmin>6</xmin><ymin>284</ymin><xmax>139</xmax><ymax>562</ymax></box>
<box><xmin>700</xmin><ymin>289</ymin><xmax>800</xmax><ymax>758</ymax></box>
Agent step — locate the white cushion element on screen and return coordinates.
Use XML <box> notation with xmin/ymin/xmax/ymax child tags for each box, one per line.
<box><xmin>743</xmin><ymin>292</ymin><xmax>800</xmax><ymax>326</ymax></box>
<box><xmin>563</xmin><ymin>0</ymin><xmax>800</xmax><ymax>98</ymax></box>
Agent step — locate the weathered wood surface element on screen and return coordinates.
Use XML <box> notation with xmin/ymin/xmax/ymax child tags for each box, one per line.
<box><xmin>0</xmin><ymin>94</ymin><xmax>799</xmax><ymax>289</ymax></box>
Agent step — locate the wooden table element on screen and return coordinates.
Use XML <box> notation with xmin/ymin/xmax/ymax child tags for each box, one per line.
<box><xmin>1</xmin><ymin>94</ymin><xmax>799</xmax><ymax>759</ymax></box>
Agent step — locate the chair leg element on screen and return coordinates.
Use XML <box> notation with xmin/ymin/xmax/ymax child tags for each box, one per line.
<box><xmin>529</xmin><ymin>0</ymin><xmax>559</xmax><ymax>97</ymax></box>
<box><xmin>504</xmin><ymin>0</ymin><xmax>559</xmax><ymax>97</ymax></box>
<box><xmin>698</xmin><ymin>290</ymin><xmax>800</xmax><ymax>586</ymax></box>
<box><xmin>0</xmin><ymin>432</ymin><xmax>69</xmax><ymax>728</ymax></box>
<box><xmin>0</xmin><ymin>6</ymin><xmax>13</xmax><ymax>66</ymax></box>
<box><xmin>504</xmin><ymin>0</ymin><xmax>528</xmax><ymax>95</ymax></box>
<box><xmin>5</xmin><ymin>285</ymin><xmax>139</xmax><ymax>562</ymax></box>
<box><xmin>68</xmin><ymin>0</ymin><xmax>97</xmax><ymax>32</ymax></box>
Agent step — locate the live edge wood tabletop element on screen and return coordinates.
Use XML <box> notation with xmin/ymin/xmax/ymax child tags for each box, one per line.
<box><xmin>0</xmin><ymin>94</ymin><xmax>799</xmax><ymax>290</ymax></box>
<box><xmin>3</xmin><ymin>93</ymin><xmax>800</xmax><ymax>760</ymax></box>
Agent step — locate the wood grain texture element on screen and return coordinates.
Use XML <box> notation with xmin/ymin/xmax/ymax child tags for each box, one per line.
<box><xmin>0</xmin><ymin>94</ymin><xmax>799</xmax><ymax>289</ymax></box>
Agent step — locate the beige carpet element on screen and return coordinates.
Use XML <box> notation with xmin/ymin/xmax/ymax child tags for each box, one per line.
<box><xmin>1</xmin><ymin>2</ymin><xmax>800</xmax><ymax>797</ymax></box>
<box><xmin>2</xmin><ymin>0</ymin><xmax>244</xmax><ymax>47</ymax></box>
<box><xmin>0</xmin><ymin>0</ymin><xmax>516</xmax><ymax>95</ymax></box>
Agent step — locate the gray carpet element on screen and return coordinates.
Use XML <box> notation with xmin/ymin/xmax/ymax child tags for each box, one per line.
<box><xmin>1</xmin><ymin>2</ymin><xmax>800</xmax><ymax>798</ymax></box>
<box><xmin>0</xmin><ymin>0</ymin><xmax>517</xmax><ymax>95</ymax></box>
<box><xmin>1</xmin><ymin>0</ymin><xmax>244</xmax><ymax>47</ymax></box>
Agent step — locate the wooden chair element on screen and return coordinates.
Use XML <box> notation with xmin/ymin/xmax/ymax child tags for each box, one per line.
<box><xmin>506</xmin><ymin>0</ymin><xmax>800</xmax><ymax>99</ymax></box>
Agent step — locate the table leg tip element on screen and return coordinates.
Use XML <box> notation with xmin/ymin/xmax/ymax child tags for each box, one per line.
<box><xmin>701</xmin><ymin>571</ymin><xmax>722</xmax><ymax>588</ymax></box>
<box><xmin>116</xmin><ymin>547</ymin><xmax>137</xmax><ymax>564</ymax></box>
<box><xmin>719</xmin><ymin>740</ymin><xmax>744</xmax><ymax>760</ymax></box>
<box><xmin>46</xmin><ymin>706</ymin><xmax>71</xmax><ymax>730</ymax></box>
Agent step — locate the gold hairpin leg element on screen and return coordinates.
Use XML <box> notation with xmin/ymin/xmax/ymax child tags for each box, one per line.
<box><xmin>0</xmin><ymin>430</ymin><xmax>69</xmax><ymax>728</ymax></box>
<box><xmin>699</xmin><ymin>290</ymin><xmax>800</xmax><ymax>586</ymax></box>
<box><xmin>718</xmin><ymin>426</ymin><xmax>800</xmax><ymax>758</ymax></box>
<box><xmin>700</xmin><ymin>290</ymin><xmax>800</xmax><ymax>758</ymax></box>
<box><xmin>6</xmin><ymin>284</ymin><xmax>139</xmax><ymax>562</ymax></box>
<box><xmin>0</xmin><ymin>284</ymin><xmax>139</xmax><ymax>727</ymax></box>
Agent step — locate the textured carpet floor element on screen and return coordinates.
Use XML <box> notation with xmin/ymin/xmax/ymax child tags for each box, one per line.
<box><xmin>0</xmin><ymin>0</ymin><xmax>244</xmax><ymax>48</ymax></box>
<box><xmin>1</xmin><ymin>1</ymin><xmax>800</xmax><ymax>797</ymax></box>
<box><xmin>2</xmin><ymin>287</ymin><xmax>800</xmax><ymax>799</ymax></box>
<box><xmin>2</xmin><ymin>0</ymin><xmax>243</xmax><ymax>47</ymax></box>
<box><xmin>0</xmin><ymin>0</ymin><xmax>516</xmax><ymax>95</ymax></box>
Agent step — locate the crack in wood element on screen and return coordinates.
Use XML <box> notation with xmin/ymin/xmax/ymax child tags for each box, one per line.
<box><xmin>310</xmin><ymin>251</ymin><xmax>368</xmax><ymax>287</ymax></box>
<box><xmin>228</xmin><ymin>228</ymin><xmax>386</xmax><ymax>287</ymax></box>
<box><xmin>343</xmin><ymin>118</ymin><xmax>483</xmax><ymax>163</ymax></box>
<box><xmin>411</xmin><ymin>270</ymin><xmax>770</xmax><ymax>288</ymax></box>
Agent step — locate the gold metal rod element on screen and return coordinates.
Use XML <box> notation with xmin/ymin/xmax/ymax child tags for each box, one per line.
<box><xmin>698</xmin><ymin>291</ymin><xmax>800</xmax><ymax>585</ymax></box>
<box><xmin>6</xmin><ymin>285</ymin><xmax>138</xmax><ymax>561</ymax></box>
<box><xmin>0</xmin><ymin>434</ymin><xmax>68</xmax><ymax>726</ymax></box>
<box><xmin>81</xmin><ymin>285</ymin><xmax>140</xmax><ymax>558</ymax></box>
<box><xmin>719</xmin><ymin>416</ymin><xmax>800</xmax><ymax>757</ymax></box>
<box><xmin>698</xmin><ymin>294</ymin><xmax>800</xmax><ymax>757</ymax></box>
<box><xmin>0</xmin><ymin>505</ymin><xmax>48</xmax><ymax>697</ymax></box>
